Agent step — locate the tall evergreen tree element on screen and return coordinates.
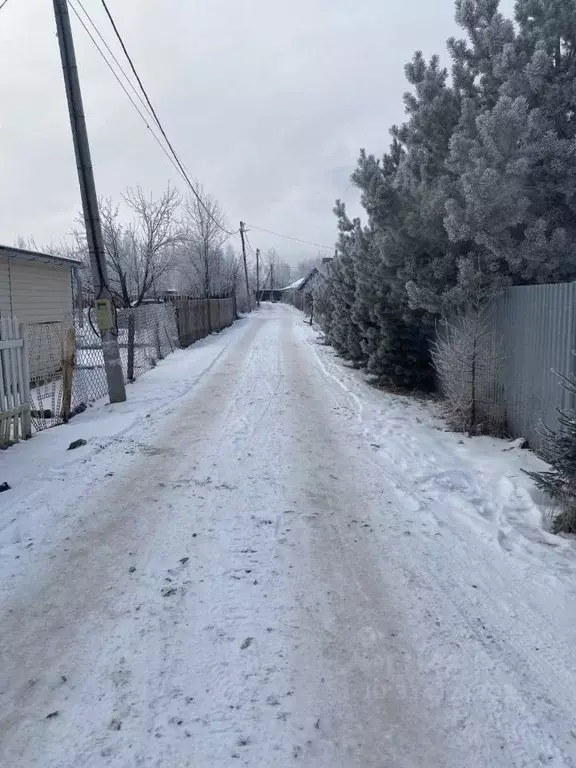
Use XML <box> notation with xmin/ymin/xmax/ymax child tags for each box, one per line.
<box><xmin>446</xmin><ymin>0</ymin><xmax>576</xmax><ymax>298</ymax></box>
<box><xmin>324</xmin><ymin>202</ymin><xmax>364</xmax><ymax>363</ymax></box>
<box><xmin>443</xmin><ymin>0</ymin><xmax>519</xmax><ymax>304</ymax></box>
<box><xmin>352</xmin><ymin>145</ymin><xmax>435</xmax><ymax>390</ymax></box>
<box><xmin>396</xmin><ymin>52</ymin><xmax>462</xmax><ymax>314</ymax></box>
<box><xmin>320</xmin><ymin>0</ymin><xmax>576</xmax><ymax>395</ymax></box>
<box><xmin>448</xmin><ymin>0</ymin><xmax>516</xmax><ymax>109</ymax></box>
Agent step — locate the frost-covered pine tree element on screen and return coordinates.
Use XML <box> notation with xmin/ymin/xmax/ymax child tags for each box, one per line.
<box><xmin>312</xmin><ymin>264</ymin><xmax>335</xmax><ymax>339</ymax></box>
<box><xmin>394</xmin><ymin>52</ymin><xmax>462</xmax><ymax>314</ymax></box>
<box><xmin>525</xmin><ymin>371</ymin><xmax>576</xmax><ymax>534</ymax></box>
<box><xmin>324</xmin><ymin>201</ymin><xmax>364</xmax><ymax>363</ymax></box>
<box><xmin>446</xmin><ymin>0</ymin><xmax>576</xmax><ymax>298</ymax></box>
<box><xmin>443</xmin><ymin>0</ymin><xmax>519</xmax><ymax>303</ymax></box>
<box><xmin>351</xmin><ymin>146</ymin><xmax>435</xmax><ymax>390</ymax></box>
<box><xmin>350</xmin><ymin>147</ymin><xmax>401</xmax><ymax>375</ymax></box>
<box><xmin>448</xmin><ymin>0</ymin><xmax>516</xmax><ymax>109</ymax></box>
<box><xmin>322</xmin><ymin>0</ymin><xmax>576</xmax><ymax>396</ymax></box>
<box><xmin>511</xmin><ymin>0</ymin><xmax>576</xmax><ymax>281</ymax></box>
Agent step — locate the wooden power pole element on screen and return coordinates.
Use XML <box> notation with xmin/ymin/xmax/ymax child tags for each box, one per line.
<box><xmin>52</xmin><ymin>0</ymin><xmax>126</xmax><ymax>403</ymax></box>
<box><xmin>256</xmin><ymin>248</ymin><xmax>260</xmax><ymax>307</ymax></box>
<box><xmin>239</xmin><ymin>222</ymin><xmax>252</xmax><ymax>310</ymax></box>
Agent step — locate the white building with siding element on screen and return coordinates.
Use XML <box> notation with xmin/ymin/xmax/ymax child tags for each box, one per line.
<box><xmin>0</xmin><ymin>245</ymin><xmax>81</xmax><ymax>380</ymax></box>
<box><xmin>0</xmin><ymin>245</ymin><xmax>80</xmax><ymax>325</ymax></box>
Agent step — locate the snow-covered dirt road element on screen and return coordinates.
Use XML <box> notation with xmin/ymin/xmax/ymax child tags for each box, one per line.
<box><xmin>2</xmin><ymin>303</ymin><xmax>576</xmax><ymax>767</ymax></box>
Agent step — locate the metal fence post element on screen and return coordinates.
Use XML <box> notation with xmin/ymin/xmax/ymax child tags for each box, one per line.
<box><xmin>127</xmin><ymin>313</ymin><xmax>135</xmax><ymax>382</ymax></box>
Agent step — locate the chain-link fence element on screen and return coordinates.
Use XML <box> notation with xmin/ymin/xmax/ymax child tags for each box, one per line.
<box><xmin>28</xmin><ymin>302</ymin><xmax>179</xmax><ymax>431</ymax></box>
<box><xmin>28</xmin><ymin>320</ymin><xmax>69</xmax><ymax>431</ymax></box>
<box><xmin>27</xmin><ymin>297</ymin><xmax>238</xmax><ymax>432</ymax></box>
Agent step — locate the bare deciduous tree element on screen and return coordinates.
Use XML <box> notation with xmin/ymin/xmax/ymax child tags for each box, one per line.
<box><xmin>297</xmin><ymin>254</ymin><xmax>324</xmax><ymax>278</ymax></box>
<box><xmin>72</xmin><ymin>185</ymin><xmax>183</xmax><ymax>307</ymax></box>
<box><xmin>181</xmin><ymin>186</ymin><xmax>229</xmax><ymax>298</ymax></box>
<box><xmin>220</xmin><ymin>243</ymin><xmax>241</xmax><ymax>295</ymax></box>
<box><xmin>432</xmin><ymin>303</ymin><xmax>505</xmax><ymax>436</ymax></box>
<box><xmin>113</xmin><ymin>185</ymin><xmax>182</xmax><ymax>307</ymax></box>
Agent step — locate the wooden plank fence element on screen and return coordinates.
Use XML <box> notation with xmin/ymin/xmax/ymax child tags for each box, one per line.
<box><xmin>0</xmin><ymin>317</ymin><xmax>32</xmax><ymax>444</ymax></box>
<box><xmin>173</xmin><ymin>297</ymin><xmax>236</xmax><ymax>348</ymax></box>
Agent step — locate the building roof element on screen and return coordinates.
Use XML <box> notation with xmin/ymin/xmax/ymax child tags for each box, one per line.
<box><xmin>298</xmin><ymin>267</ymin><xmax>319</xmax><ymax>292</ymax></box>
<box><xmin>281</xmin><ymin>276</ymin><xmax>305</xmax><ymax>291</ymax></box>
<box><xmin>281</xmin><ymin>268</ymin><xmax>322</xmax><ymax>293</ymax></box>
<box><xmin>0</xmin><ymin>244</ymin><xmax>82</xmax><ymax>268</ymax></box>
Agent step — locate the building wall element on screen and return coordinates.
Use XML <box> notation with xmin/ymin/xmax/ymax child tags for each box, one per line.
<box><xmin>0</xmin><ymin>256</ymin><xmax>11</xmax><ymax>316</ymax></box>
<box><xmin>0</xmin><ymin>257</ymin><xmax>75</xmax><ymax>382</ymax></box>
<box><xmin>5</xmin><ymin>258</ymin><xmax>73</xmax><ymax>324</ymax></box>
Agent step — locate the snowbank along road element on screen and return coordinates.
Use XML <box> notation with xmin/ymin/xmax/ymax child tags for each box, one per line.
<box><xmin>1</xmin><ymin>303</ymin><xmax>576</xmax><ymax>767</ymax></box>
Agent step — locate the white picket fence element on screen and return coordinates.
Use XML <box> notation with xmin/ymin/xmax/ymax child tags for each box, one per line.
<box><xmin>0</xmin><ymin>317</ymin><xmax>31</xmax><ymax>444</ymax></box>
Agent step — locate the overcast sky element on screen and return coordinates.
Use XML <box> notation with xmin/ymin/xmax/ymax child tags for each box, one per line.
<box><xmin>0</xmin><ymin>0</ymin><xmax>514</xmax><ymax>263</ymax></box>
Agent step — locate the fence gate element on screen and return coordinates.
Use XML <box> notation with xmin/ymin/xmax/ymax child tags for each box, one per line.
<box><xmin>0</xmin><ymin>317</ymin><xmax>31</xmax><ymax>444</ymax></box>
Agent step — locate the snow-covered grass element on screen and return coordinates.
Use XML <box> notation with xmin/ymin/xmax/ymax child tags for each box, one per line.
<box><xmin>300</xmin><ymin>317</ymin><xmax>576</xmax><ymax>561</ymax></box>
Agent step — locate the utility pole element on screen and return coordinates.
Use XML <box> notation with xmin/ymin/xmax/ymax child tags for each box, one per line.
<box><xmin>255</xmin><ymin>248</ymin><xmax>260</xmax><ymax>307</ymax></box>
<box><xmin>239</xmin><ymin>222</ymin><xmax>252</xmax><ymax>310</ymax></box>
<box><xmin>52</xmin><ymin>0</ymin><xmax>126</xmax><ymax>403</ymax></box>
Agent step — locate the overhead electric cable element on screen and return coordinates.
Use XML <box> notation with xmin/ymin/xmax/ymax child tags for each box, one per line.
<box><xmin>246</xmin><ymin>224</ymin><xmax>333</xmax><ymax>251</ymax></box>
<box><xmin>97</xmin><ymin>0</ymin><xmax>237</xmax><ymax>236</ymax></box>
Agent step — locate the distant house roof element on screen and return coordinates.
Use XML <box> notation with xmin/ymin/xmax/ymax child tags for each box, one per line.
<box><xmin>281</xmin><ymin>267</ymin><xmax>321</xmax><ymax>293</ymax></box>
<box><xmin>281</xmin><ymin>277</ymin><xmax>305</xmax><ymax>291</ymax></box>
<box><xmin>0</xmin><ymin>244</ymin><xmax>82</xmax><ymax>268</ymax></box>
<box><xmin>298</xmin><ymin>267</ymin><xmax>319</xmax><ymax>292</ymax></box>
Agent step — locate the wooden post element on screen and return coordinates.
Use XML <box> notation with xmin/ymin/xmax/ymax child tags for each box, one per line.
<box><xmin>19</xmin><ymin>323</ymin><xmax>32</xmax><ymax>438</ymax></box>
<box><xmin>61</xmin><ymin>327</ymin><xmax>76</xmax><ymax>422</ymax></box>
<box><xmin>239</xmin><ymin>222</ymin><xmax>252</xmax><ymax>310</ymax></box>
<box><xmin>127</xmin><ymin>313</ymin><xmax>135</xmax><ymax>382</ymax></box>
<box><xmin>256</xmin><ymin>248</ymin><xmax>260</xmax><ymax>307</ymax></box>
<box><xmin>154</xmin><ymin>320</ymin><xmax>162</xmax><ymax>360</ymax></box>
<box><xmin>0</xmin><ymin>320</ymin><xmax>7</xmax><ymax>445</ymax></box>
<box><xmin>53</xmin><ymin>0</ymin><xmax>126</xmax><ymax>403</ymax></box>
<box><xmin>174</xmin><ymin>301</ymin><xmax>184</xmax><ymax>348</ymax></box>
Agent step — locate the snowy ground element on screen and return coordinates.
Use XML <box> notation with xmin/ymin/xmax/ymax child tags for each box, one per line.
<box><xmin>1</xmin><ymin>303</ymin><xmax>576</xmax><ymax>767</ymax></box>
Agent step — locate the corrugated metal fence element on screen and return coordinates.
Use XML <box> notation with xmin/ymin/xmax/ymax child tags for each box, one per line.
<box><xmin>475</xmin><ymin>282</ymin><xmax>576</xmax><ymax>451</ymax></box>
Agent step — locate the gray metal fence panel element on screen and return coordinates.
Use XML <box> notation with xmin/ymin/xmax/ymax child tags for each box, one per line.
<box><xmin>484</xmin><ymin>282</ymin><xmax>576</xmax><ymax>451</ymax></box>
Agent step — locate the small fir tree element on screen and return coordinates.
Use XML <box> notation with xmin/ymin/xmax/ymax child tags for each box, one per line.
<box><xmin>525</xmin><ymin>371</ymin><xmax>576</xmax><ymax>534</ymax></box>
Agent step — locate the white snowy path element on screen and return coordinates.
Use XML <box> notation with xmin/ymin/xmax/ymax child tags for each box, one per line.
<box><xmin>1</xmin><ymin>304</ymin><xmax>576</xmax><ymax>767</ymax></box>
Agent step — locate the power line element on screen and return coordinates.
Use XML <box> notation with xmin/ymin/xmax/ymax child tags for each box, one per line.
<box><xmin>246</xmin><ymin>224</ymin><xmax>333</xmax><ymax>251</ymax></box>
<box><xmin>66</xmin><ymin>2</ymin><xmax>329</xmax><ymax>254</ymax></box>
<box><xmin>97</xmin><ymin>0</ymin><xmax>237</xmax><ymax>237</ymax></box>
<box><xmin>74</xmin><ymin>0</ymin><xmax>157</xmax><ymax>126</ymax></box>
<box><xmin>67</xmin><ymin>0</ymin><xmax>189</xmax><ymax>191</ymax></box>
<box><xmin>244</xmin><ymin>232</ymin><xmax>256</xmax><ymax>256</ymax></box>
<box><xmin>0</xmin><ymin>0</ymin><xmax>11</xmax><ymax>10</ymax></box>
